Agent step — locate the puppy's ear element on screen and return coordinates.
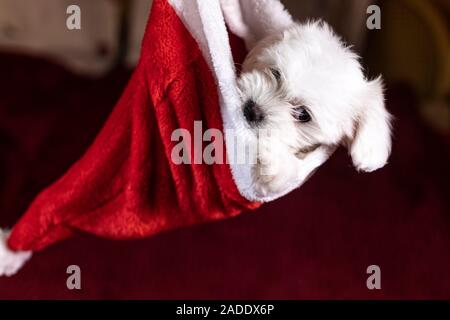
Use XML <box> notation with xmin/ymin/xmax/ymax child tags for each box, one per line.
<box><xmin>350</xmin><ymin>77</ymin><xmax>392</xmax><ymax>172</ymax></box>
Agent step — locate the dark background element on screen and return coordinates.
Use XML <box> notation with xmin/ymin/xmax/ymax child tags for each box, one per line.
<box><xmin>0</xmin><ymin>0</ymin><xmax>449</xmax><ymax>299</ymax></box>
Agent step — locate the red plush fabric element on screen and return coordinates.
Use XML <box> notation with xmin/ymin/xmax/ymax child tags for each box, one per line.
<box><xmin>7</xmin><ymin>0</ymin><xmax>258</xmax><ymax>252</ymax></box>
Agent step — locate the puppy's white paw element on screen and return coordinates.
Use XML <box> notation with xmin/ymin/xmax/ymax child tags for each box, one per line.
<box><xmin>304</xmin><ymin>145</ymin><xmax>330</xmax><ymax>166</ymax></box>
<box><xmin>253</xmin><ymin>146</ymin><xmax>299</xmax><ymax>197</ymax></box>
<box><xmin>351</xmin><ymin>142</ymin><xmax>389</xmax><ymax>172</ymax></box>
<box><xmin>296</xmin><ymin>145</ymin><xmax>335</xmax><ymax>180</ymax></box>
<box><xmin>253</xmin><ymin>166</ymin><xmax>292</xmax><ymax>197</ymax></box>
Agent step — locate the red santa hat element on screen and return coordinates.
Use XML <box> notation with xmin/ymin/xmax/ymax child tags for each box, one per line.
<box><xmin>0</xmin><ymin>0</ymin><xmax>332</xmax><ymax>276</ymax></box>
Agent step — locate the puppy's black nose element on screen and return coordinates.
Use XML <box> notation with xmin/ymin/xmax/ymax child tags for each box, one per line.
<box><xmin>243</xmin><ymin>99</ymin><xmax>264</xmax><ymax>124</ymax></box>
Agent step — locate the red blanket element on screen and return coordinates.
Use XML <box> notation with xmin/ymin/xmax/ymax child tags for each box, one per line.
<box><xmin>1</xmin><ymin>58</ymin><xmax>450</xmax><ymax>299</ymax></box>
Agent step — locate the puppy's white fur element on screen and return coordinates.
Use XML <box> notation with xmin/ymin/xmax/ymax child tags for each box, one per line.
<box><xmin>237</xmin><ymin>21</ymin><xmax>392</xmax><ymax>197</ymax></box>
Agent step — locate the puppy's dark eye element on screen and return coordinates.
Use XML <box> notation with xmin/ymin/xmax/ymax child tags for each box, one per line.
<box><xmin>293</xmin><ymin>106</ymin><xmax>311</xmax><ymax>123</ymax></box>
<box><xmin>270</xmin><ymin>68</ymin><xmax>281</xmax><ymax>81</ymax></box>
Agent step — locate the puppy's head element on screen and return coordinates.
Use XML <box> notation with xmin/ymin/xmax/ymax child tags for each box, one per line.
<box><xmin>237</xmin><ymin>21</ymin><xmax>392</xmax><ymax>172</ymax></box>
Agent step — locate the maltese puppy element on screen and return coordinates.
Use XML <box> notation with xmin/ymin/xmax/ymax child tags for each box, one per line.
<box><xmin>237</xmin><ymin>21</ymin><xmax>392</xmax><ymax>197</ymax></box>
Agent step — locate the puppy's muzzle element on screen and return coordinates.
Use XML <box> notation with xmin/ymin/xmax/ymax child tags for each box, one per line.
<box><xmin>243</xmin><ymin>99</ymin><xmax>265</xmax><ymax>125</ymax></box>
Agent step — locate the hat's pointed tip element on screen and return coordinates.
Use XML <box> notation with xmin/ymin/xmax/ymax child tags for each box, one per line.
<box><xmin>0</xmin><ymin>229</ymin><xmax>32</xmax><ymax>277</ymax></box>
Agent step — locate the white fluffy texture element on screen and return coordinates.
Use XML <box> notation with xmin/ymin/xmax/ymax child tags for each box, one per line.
<box><xmin>350</xmin><ymin>77</ymin><xmax>392</xmax><ymax>172</ymax></box>
<box><xmin>220</xmin><ymin>0</ymin><xmax>294</xmax><ymax>49</ymax></box>
<box><xmin>238</xmin><ymin>22</ymin><xmax>392</xmax><ymax>196</ymax></box>
<box><xmin>169</xmin><ymin>0</ymin><xmax>333</xmax><ymax>201</ymax></box>
<box><xmin>170</xmin><ymin>0</ymin><xmax>255</xmax><ymax>200</ymax></box>
<box><xmin>0</xmin><ymin>229</ymin><xmax>32</xmax><ymax>277</ymax></box>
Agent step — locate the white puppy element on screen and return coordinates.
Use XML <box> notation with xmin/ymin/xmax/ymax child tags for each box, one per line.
<box><xmin>237</xmin><ymin>21</ymin><xmax>392</xmax><ymax>197</ymax></box>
